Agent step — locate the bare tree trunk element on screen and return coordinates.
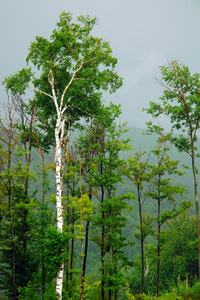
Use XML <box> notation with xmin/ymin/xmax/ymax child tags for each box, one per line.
<box><xmin>137</xmin><ymin>184</ymin><xmax>145</xmax><ymax>294</ymax></box>
<box><xmin>101</xmin><ymin>184</ymin><xmax>105</xmax><ymax>300</ymax></box>
<box><xmin>70</xmin><ymin>183</ymin><xmax>75</xmax><ymax>286</ymax></box>
<box><xmin>80</xmin><ymin>191</ymin><xmax>92</xmax><ymax>298</ymax></box>
<box><xmin>114</xmin><ymin>261</ymin><xmax>117</xmax><ymax>300</ymax></box>
<box><xmin>108</xmin><ymin>208</ymin><xmax>112</xmax><ymax>300</ymax></box>
<box><xmin>41</xmin><ymin>150</ymin><xmax>46</xmax><ymax>296</ymax></box>
<box><xmin>8</xmin><ymin>105</ymin><xmax>16</xmax><ymax>300</ymax></box>
<box><xmin>157</xmin><ymin>176</ymin><xmax>161</xmax><ymax>298</ymax></box>
<box><xmin>191</xmin><ymin>148</ymin><xmax>200</xmax><ymax>279</ymax></box>
<box><xmin>139</xmin><ymin>204</ymin><xmax>144</xmax><ymax>294</ymax></box>
<box><xmin>9</xmin><ymin>159</ymin><xmax>16</xmax><ymax>300</ymax></box>
<box><xmin>65</xmin><ymin>175</ymin><xmax>70</xmax><ymax>290</ymax></box>
<box><xmin>55</xmin><ymin>119</ymin><xmax>64</xmax><ymax>298</ymax></box>
<box><xmin>157</xmin><ymin>222</ymin><xmax>161</xmax><ymax>298</ymax></box>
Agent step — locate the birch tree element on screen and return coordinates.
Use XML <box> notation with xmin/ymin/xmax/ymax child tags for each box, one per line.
<box><xmin>3</xmin><ymin>12</ymin><xmax>123</xmax><ymax>299</ymax></box>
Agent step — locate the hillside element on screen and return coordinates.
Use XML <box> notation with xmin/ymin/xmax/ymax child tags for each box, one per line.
<box><xmin>124</xmin><ymin>126</ymin><xmax>199</xmax><ymax>197</ymax></box>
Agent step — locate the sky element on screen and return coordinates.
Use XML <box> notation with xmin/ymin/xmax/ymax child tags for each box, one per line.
<box><xmin>1</xmin><ymin>0</ymin><xmax>200</xmax><ymax>129</ymax></box>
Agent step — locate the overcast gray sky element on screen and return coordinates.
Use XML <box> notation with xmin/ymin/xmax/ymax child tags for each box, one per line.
<box><xmin>1</xmin><ymin>0</ymin><xmax>200</xmax><ymax>128</ymax></box>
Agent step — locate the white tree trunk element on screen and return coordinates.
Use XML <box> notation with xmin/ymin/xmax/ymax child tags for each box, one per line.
<box><xmin>47</xmin><ymin>65</ymin><xmax>83</xmax><ymax>299</ymax></box>
<box><xmin>55</xmin><ymin>122</ymin><xmax>63</xmax><ymax>232</ymax></box>
<box><xmin>55</xmin><ymin>117</ymin><xmax>64</xmax><ymax>299</ymax></box>
<box><xmin>34</xmin><ymin>60</ymin><xmax>86</xmax><ymax>298</ymax></box>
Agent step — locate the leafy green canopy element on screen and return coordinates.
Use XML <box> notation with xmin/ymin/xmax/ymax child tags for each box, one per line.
<box><xmin>3</xmin><ymin>12</ymin><xmax>123</xmax><ymax>149</ymax></box>
<box><xmin>144</xmin><ymin>60</ymin><xmax>200</xmax><ymax>156</ymax></box>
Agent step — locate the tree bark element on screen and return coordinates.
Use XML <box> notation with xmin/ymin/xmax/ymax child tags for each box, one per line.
<box><xmin>55</xmin><ymin>118</ymin><xmax>64</xmax><ymax>299</ymax></box>
<box><xmin>138</xmin><ymin>192</ymin><xmax>144</xmax><ymax>294</ymax></box>
<box><xmin>80</xmin><ymin>191</ymin><xmax>92</xmax><ymax>298</ymax></box>
<box><xmin>101</xmin><ymin>183</ymin><xmax>105</xmax><ymax>300</ymax></box>
<box><xmin>8</xmin><ymin>111</ymin><xmax>16</xmax><ymax>300</ymax></box>
<box><xmin>157</xmin><ymin>175</ymin><xmax>161</xmax><ymax>298</ymax></box>
<box><xmin>191</xmin><ymin>147</ymin><xmax>200</xmax><ymax>279</ymax></box>
<box><xmin>41</xmin><ymin>150</ymin><xmax>46</xmax><ymax>296</ymax></box>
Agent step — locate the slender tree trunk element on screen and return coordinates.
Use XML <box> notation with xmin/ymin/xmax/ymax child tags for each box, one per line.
<box><xmin>34</xmin><ymin>128</ymin><xmax>47</xmax><ymax>296</ymax></box>
<box><xmin>157</xmin><ymin>176</ymin><xmax>161</xmax><ymax>298</ymax></box>
<box><xmin>80</xmin><ymin>219</ymin><xmax>89</xmax><ymax>298</ymax></box>
<box><xmin>65</xmin><ymin>176</ymin><xmax>74</xmax><ymax>296</ymax></box>
<box><xmin>21</xmin><ymin>103</ymin><xmax>34</xmax><ymax>279</ymax></box>
<box><xmin>157</xmin><ymin>223</ymin><xmax>161</xmax><ymax>298</ymax></box>
<box><xmin>9</xmin><ymin>193</ymin><xmax>16</xmax><ymax>299</ymax></box>
<box><xmin>70</xmin><ymin>214</ymin><xmax>75</xmax><ymax>282</ymax></box>
<box><xmin>83</xmin><ymin>220</ymin><xmax>90</xmax><ymax>274</ymax></box>
<box><xmin>9</xmin><ymin>184</ymin><xmax>16</xmax><ymax>300</ymax></box>
<box><xmin>41</xmin><ymin>150</ymin><xmax>46</xmax><ymax>296</ymax></box>
<box><xmin>10</xmin><ymin>217</ymin><xmax>16</xmax><ymax>300</ymax></box>
<box><xmin>138</xmin><ymin>184</ymin><xmax>144</xmax><ymax>294</ymax></box>
<box><xmin>55</xmin><ymin>118</ymin><xmax>64</xmax><ymax>299</ymax></box>
<box><xmin>8</xmin><ymin>118</ymin><xmax>16</xmax><ymax>300</ymax></box>
<box><xmin>114</xmin><ymin>261</ymin><xmax>117</xmax><ymax>300</ymax></box>
<box><xmin>66</xmin><ymin>242</ymin><xmax>69</xmax><ymax>285</ymax></box>
<box><xmin>139</xmin><ymin>209</ymin><xmax>144</xmax><ymax>294</ymax></box>
<box><xmin>101</xmin><ymin>184</ymin><xmax>105</xmax><ymax>300</ymax></box>
<box><xmin>80</xmin><ymin>191</ymin><xmax>92</xmax><ymax>298</ymax></box>
<box><xmin>109</xmin><ymin>206</ymin><xmax>112</xmax><ymax>300</ymax></box>
<box><xmin>191</xmin><ymin>149</ymin><xmax>200</xmax><ymax>279</ymax></box>
<box><xmin>70</xmin><ymin>183</ymin><xmax>76</xmax><ymax>285</ymax></box>
<box><xmin>48</xmin><ymin>69</ymin><xmax>66</xmax><ymax>299</ymax></box>
<box><xmin>65</xmin><ymin>177</ymin><xmax>70</xmax><ymax>288</ymax></box>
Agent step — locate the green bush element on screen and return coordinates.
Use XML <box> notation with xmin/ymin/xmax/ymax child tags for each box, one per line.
<box><xmin>18</xmin><ymin>282</ymin><xmax>38</xmax><ymax>300</ymax></box>
<box><xmin>188</xmin><ymin>281</ymin><xmax>200</xmax><ymax>300</ymax></box>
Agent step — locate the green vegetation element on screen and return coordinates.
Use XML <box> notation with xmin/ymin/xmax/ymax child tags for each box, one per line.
<box><xmin>1</xmin><ymin>11</ymin><xmax>200</xmax><ymax>300</ymax></box>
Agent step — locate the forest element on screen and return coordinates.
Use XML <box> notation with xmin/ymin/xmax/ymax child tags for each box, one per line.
<box><xmin>1</xmin><ymin>11</ymin><xmax>200</xmax><ymax>300</ymax></box>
